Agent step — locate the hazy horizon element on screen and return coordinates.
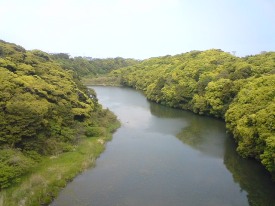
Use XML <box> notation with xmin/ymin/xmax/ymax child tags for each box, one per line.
<box><xmin>1</xmin><ymin>0</ymin><xmax>275</xmax><ymax>59</ymax></box>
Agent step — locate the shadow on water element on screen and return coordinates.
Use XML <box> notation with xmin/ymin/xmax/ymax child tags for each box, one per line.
<box><xmin>149</xmin><ymin>101</ymin><xmax>275</xmax><ymax>206</ymax></box>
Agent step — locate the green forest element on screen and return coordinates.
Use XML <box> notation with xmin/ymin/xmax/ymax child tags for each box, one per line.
<box><xmin>50</xmin><ymin>53</ymin><xmax>139</xmax><ymax>77</ymax></box>
<box><xmin>104</xmin><ymin>49</ymin><xmax>275</xmax><ymax>177</ymax></box>
<box><xmin>0</xmin><ymin>39</ymin><xmax>274</xmax><ymax>204</ymax></box>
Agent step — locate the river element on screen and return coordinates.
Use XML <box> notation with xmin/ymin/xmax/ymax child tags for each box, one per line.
<box><xmin>51</xmin><ymin>86</ymin><xmax>275</xmax><ymax>206</ymax></box>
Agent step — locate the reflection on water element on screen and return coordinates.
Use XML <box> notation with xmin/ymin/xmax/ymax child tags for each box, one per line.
<box><xmin>151</xmin><ymin>101</ymin><xmax>275</xmax><ymax>206</ymax></box>
<box><xmin>51</xmin><ymin>86</ymin><xmax>275</xmax><ymax>206</ymax></box>
<box><xmin>150</xmin><ymin>99</ymin><xmax>275</xmax><ymax>206</ymax></box>
<box><xmin>150</xmin><ymin>102</ymin><xmax>227</xmax><ymax>158</ymax></box>
<box><xmin>224</xmin><ymin>137</ymin><xmax>275</xmax><ymax>206</ymax></box>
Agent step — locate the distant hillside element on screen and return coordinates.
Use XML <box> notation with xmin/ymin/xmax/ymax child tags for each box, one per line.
<box><xmin>51</xmin><ymin>53</ymin><xmax>140</xmax><ymax>77</ymax></box>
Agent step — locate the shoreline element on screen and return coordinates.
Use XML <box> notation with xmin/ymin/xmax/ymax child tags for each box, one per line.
<box><xmin>0</xmin><ymin>119</ymin><xmax>120</xmax><ymax>206</ymax></box>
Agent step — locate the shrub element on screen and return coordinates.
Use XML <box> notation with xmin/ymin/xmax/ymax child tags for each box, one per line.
<box><xmin>85</xmin><ymin>127</ymin><xmax>106</xmax><ymax>137</ymax></box>
<box><xmin>0</xmin><ymin>149</ymin><xmax>35</xmax><ymax>189</ymax></box>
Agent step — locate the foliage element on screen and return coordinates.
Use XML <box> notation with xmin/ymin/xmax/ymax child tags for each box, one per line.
<box><xmin>85</xmin><ymin>127</ymin><xmax>106</xmax><ymax>137</ymax></box>
<box><xmin>108</xmin><ymin>49</ymin><xmax>275</xmax><ymax>175</ymax></box>
<box><xmin>1</xmin><ymin>112</ymin><xmax>120</xmax><ymax>206</ymax></box>
<box><xmin>225</xmin><ymin>75</ymin><xmax>275</xmax><ymax>174</ymax></box>
<box><xmin>51</xmin><ymin>53</ymin><xmax>140</xmax><ymax>77</ymax></box>
<box><xmin>0</xmin><ymin>40</ymin><xmax>118</xmax><ymax>190</ymax></box>
<box><xmin>0</xmin><ymin>41</ymin><xmax>93</xmax><ymax>152</ymax></box>
<box><xmin>0</xmin><ymin>149</ymin><xmax>34</xmax><ymax>189</ymax></box>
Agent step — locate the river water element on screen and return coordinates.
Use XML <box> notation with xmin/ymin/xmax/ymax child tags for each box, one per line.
<box><xmin>51</xmin><ymin>86</ymin><xmax>275</xmax><ymax>206</ymax></box>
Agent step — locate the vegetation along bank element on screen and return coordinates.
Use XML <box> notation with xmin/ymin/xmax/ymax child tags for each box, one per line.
<box><xmin>103</xmin><ymin>50</ymin><xmax>275</xmax><ymax>178</ymax></box>
<box><xmin>0</xmin><ymin>40</ymin><xmax>120</xmax><ymax>205</ymax></box>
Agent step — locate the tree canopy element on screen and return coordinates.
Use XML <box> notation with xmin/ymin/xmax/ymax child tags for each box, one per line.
<box><xmin>50</xmin><ymin>53</ymin><xmax>140</xmax><ymax>77</ymax></box>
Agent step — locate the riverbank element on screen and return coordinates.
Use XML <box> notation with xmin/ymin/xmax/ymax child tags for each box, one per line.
<box><xmin>0</xmin><ymin>116</ymin><xmax>120</xmax><ymax>206</ymax></box>
<box><xmin>51</xmin><ymin>86</ymin><xmax>275</xmax><ymax>206</ymax></box>
<box><xmin>85</xmin><ymin>57</ymin><xmax>275</xmax><ymax>179</ymax></box>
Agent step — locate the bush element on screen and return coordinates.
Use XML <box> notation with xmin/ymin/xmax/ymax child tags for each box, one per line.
<box><xmin>0</xmin><ymin>149</ymin><xmax>35</xmax><ymax>189</ymax></box>
<box><xmin>85</xmin><ymin>127</ymin><xmax>106</xmax><ymax>137</ymax></box>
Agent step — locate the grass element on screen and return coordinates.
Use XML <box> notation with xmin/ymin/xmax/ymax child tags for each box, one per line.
<box><xmin>0</xmin><ymin>120</ymin><xmax>120</xmax><ymax>206</ymax></box>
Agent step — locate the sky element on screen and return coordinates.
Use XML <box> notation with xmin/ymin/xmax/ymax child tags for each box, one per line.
<box><xmin>0</xmin><ymin>0</ymin><xmax>275</xmax><ymax>59</ymax></box>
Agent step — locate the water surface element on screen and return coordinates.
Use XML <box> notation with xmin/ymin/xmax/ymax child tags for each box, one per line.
<box><xmin>51</xmin><ymin>86</ymin><xmax>275</xmax><ymax>206</ymax></box>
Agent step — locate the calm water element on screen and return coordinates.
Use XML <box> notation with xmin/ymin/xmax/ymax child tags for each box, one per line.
<box><xmin>51</xmin><ymin>86</ymin><xmax>275</xmax><ymax>206</ymax></box>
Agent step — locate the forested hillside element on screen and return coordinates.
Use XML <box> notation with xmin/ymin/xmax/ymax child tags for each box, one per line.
<box><xmin>108</xmin><ymin>49</ymin><xmax>275</xmax><ymax>176</ymax></box>
<box><xmin>0</xmin><ymin>40</ymin><xmax>118</xmax><ymax>192</ymax></box>
<box><xmin>51</xmin><ymin>53</ymin><xmax>140</xmax><ymax>77</ymax></box>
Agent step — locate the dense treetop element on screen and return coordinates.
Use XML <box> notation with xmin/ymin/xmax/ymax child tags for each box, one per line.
<box><xmin>50</xmin><ymin>53</ymin><xmax>140</xmax><ymax>77</ymax></box>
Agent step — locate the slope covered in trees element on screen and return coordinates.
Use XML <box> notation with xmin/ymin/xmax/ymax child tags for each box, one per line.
<box><xmin>51</xmin><ymin>53</ymin><xmax>140</xmax><ymax>77</ymax></box>
<box><xmin>0</xmin><ymin>40</ymin><xmax>118</xmax><ymax>191</ymax></box>
<box><xmin>109</xmin><ymin>49</ymin><xmax>275</xmax><ymax>177</ymax></box>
